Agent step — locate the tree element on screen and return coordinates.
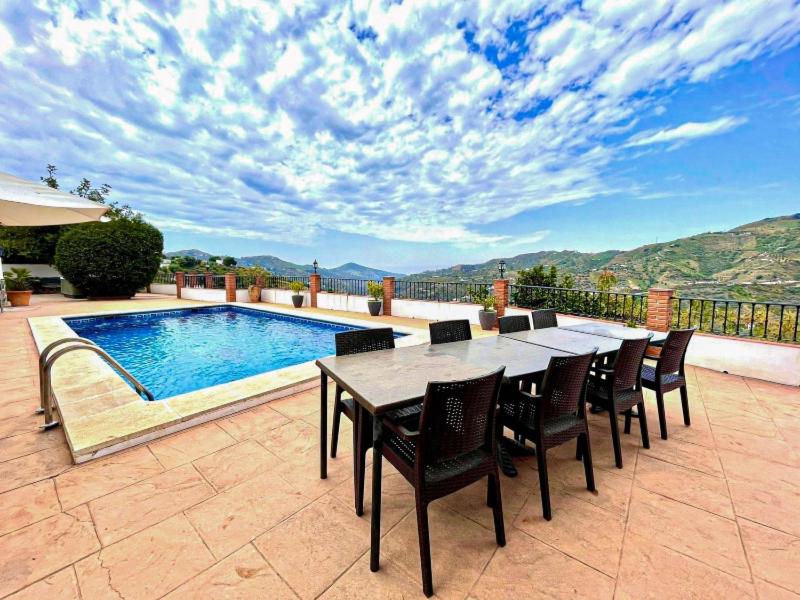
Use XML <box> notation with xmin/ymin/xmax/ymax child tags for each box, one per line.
<box><xmin>511</xmin><ymin>264</ymin><xmax>574</xmax><ymax>308</ymax></box>
<box><xmin>595</xmin><ymin>269</ymin><xmax>617</xmax><ymax>291</ymax></box>
<box><xmin>222</xmin><ymin>256</ymin><xmax>237</xmax><ymax>267</ymax></box>
<box><xmin>54</xmin><ymin>219</ymin><xmax>163</xmax><ymax>298</ymax></box>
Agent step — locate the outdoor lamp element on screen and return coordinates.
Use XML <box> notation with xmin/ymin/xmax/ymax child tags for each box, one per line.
<box><xmin>498</xmin><ymin>260</ymin><xmax>506</xmax><ymax>279</ymax></box>
<box><xmin>313</xmin><ymin>259</ymin><xmax>319</xmax><ymax>273</ymax></box>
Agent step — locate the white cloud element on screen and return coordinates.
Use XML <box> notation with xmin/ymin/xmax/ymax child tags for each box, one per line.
<box><xmin>624</xmin><ymin>116</ymin><xmax>748</xmax><ymax>147</ymax></box>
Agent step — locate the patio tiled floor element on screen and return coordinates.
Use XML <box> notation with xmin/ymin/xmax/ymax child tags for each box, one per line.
<box><xmin>1</xmin><ymin>296</ymin><xmax>799</xmax><ymax>599</ymax></box>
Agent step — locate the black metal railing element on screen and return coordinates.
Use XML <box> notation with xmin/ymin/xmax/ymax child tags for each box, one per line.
<box><xmin>152</xmin><ymin>272</ymin><xmax>176</xmax><ymax>284</ymax></box>
<box><xmin>393</xmin><ymin>281</ymin><xmax>493</xmax><ymax>303</ymax></box>
<box><xmin>509</xmin><ymin>285</ymin><xmax>647</xmax><ymax>324</ymax></box>
<box><xmin>184</xmin><ymin>273</ymin><xmax>226</xmax><ymax>289</ymax></box>
<box><xmin>673</xmin><ymin>296</ymin><xmax>800</xmax><ymax>343</ymax></box>
<box><xmin>320</xmin><ymin>278</ymin><xmax>376</xmax><ymax>296</ymax></box>
<box><xmin>263</xmin><ymin>275</ymin><xmax>309</xmax><ymax>290</ymax></box>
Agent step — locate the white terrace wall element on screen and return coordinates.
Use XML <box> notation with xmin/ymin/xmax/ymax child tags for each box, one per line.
<box><xmin>261</xmin><ymin>288</ymin><xmax>310</xmax><ymax>307</ymax></box>
<box><xmin>392</xmin><ymin>299</ymin><xmax>483</xmax><ymax>324</ymax></box>
<box><xmin>316</xmin><ymin>292</ymin><xmax>371</xmax><ymax>314</ymax></box>
<box><xmin>150</xmin><ymin>283</ymin><xmax>177</xmax><ymax>295</ymax></box>
<box><xmin>181</xmin><ymin>287</ymin><xmax>226</xmax><ymax>302</ymax></box>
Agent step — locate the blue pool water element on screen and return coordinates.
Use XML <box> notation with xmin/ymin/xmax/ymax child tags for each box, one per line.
<box><xmin>65</xmin><ymin>306</ymin><xmax>383</xmax><ymax>400</ymax></box>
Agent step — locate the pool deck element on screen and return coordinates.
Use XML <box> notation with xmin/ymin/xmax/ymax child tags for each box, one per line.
<box><xmin>1</xmin><ymin>295</ymin><xmax>799</xmax><ymax>598</ymax></box>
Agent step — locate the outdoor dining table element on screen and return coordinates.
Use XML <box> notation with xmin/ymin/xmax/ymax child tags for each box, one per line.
<box><xmin>563</xmin><ymin>322</ymin><xmax>668</xmax><ymax>344</ymax></box>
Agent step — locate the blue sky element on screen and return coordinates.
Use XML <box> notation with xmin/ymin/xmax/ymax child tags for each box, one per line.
<box><xmin>1</xmin><ymin>1</ymin><xmax>799</xmax><ymax>273</ymax></box>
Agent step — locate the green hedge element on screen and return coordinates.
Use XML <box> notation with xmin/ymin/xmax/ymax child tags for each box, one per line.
<box><xmin>54</xmin><ymin>219</ymin><xmax>163</xmax><ymax>298</ymax></box>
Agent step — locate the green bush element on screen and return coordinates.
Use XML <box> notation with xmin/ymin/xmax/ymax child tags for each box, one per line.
<box><xmin>54</xmin><ymin>219</ymin><xmax>163</xmax><ymax>298</ymax></box>
<box><xmin>367</xmin><ymin>280</ymin><xmax>383</xmax><ymax>301</ymax></box>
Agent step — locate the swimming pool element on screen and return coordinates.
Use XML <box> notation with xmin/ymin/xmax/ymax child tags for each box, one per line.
<box><xmin>65</xmin><ymin>306</ymin><xmax>389</xmax><ymax>399</ymax></box>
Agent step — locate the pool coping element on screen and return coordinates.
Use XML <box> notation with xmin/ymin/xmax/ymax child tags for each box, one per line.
<box><xmin>28</xmin><ymin>302</ymin><xmax>429</xmax><ymax>463</ymax></box>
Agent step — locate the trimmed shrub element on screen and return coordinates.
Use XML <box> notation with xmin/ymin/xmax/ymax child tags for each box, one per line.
<box><xmin>54</xmin><ymin>219</ymin><xmax>163</xmax><ymax>298</ymax></box>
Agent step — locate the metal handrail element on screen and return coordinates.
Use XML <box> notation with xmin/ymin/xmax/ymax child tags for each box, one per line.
<box><xmin>38</xmin><ymin>337</ymin><xmax>99</xmax><ymax>415</ymax></box>
<box><xmin>39</xmin><ymin>338</ymin><xmax>154</xmax><ymax>429</ymax></box>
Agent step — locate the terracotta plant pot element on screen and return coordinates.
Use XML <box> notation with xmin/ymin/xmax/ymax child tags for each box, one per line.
<box><xmin>292</xmin><ymin>294</ymin><xmax>304</xmax><ymax>308</ymax></box>
<box><xmin>367</xmin><ymin>300</ymin><xmax>382</xmax><ymax>316</ymax></box>
<box><xmin>478</xmin><ymin>309</ymin><xmax>497</xmax><ymax>331</ymax></box>
<box><xmin>248</xmin><ymin>286</ymin><xmax>262</xmax><ymax>302</ymax></box>
<box><xmin>6</xmin><ymin>290</ymin><xmax>33</xmax><ymax>307</ymax></box>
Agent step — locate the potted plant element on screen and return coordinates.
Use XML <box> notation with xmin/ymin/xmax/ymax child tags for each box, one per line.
<box><xmin>471</xmin><ymin>286</ymin><xmax>497</xmax><ymax>330</ymax></box>
<box><xmin>239</xmin><ymin>266</ymin><xmax>268</xmax><ymax>302</ymax></box>
<box><xmin>289</xmin><ymin>280</ymin><xmax>306</xmax><ymax>308</ymax></box>
<box><xmin>4</xmin><ymin>267</ymin><xmax>34</xmax><ymax>307</ymax></box>
<box><xmin>366</xmin><ymin>281</ymin><xmax>383</xmax><ymax>316</ymax></box>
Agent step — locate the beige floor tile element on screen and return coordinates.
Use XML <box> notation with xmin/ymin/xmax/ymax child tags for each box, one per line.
<box><xmin>639</xmin><ymin>437</ymin><xmax>724</xmax><ymax>476</ymax></box>
<box><xmin>0</xmin><ymin>479</ymin><xmax>61</xmax><ymax>536</ymax></box>
<box><xmin>627</xmin><ymin>487</ymin><xmax>749</xmax><ymax>580</ymax></box>
<box><xmin>4</xmin><ymin>567</ymin><xmax>81</xmax><ymax>600</ymax></box>
<box><xmin>705</xmin><ymin>408</ymin><xmax>779</xmax><ymax>438</ymax></box>
<box><xmin>0</xmin><ymin>505</ymin><xmax>100</xmax><ymax>597</ymax></box>
<box><xmin>89</xmin><ymin>463</ymin><xmax>214</xmax><ymax>545</ymax></box>
<box><xmin>75</xmin><ymin>514</ymin><xmax>214</xmax><ymax>600</ymax></box>
<box><xmin>254</xmin><ymin>495</ymin><xmax>370</xmax><ymax>599</ymax></box>
<box><xmin>616</xmin><ymin>532</ymin><xmax>755</xmax><ymax>599</ymax></box>
<box><xmin>382</xmin><ymin>504</ymin><xmax>505</xmax><ymax>599</ymax></box>
<box><xmin>585</xmin><ymin>422</ymin><xmax>640</xmax><ymax>474</ymax></box>
<box><xmin>217</xmin><ymin>403</ymin><xmax>290</xmax><ymax>441</ymax></box>
<box><xmin>193</xmin><ymin>439</ymin><xmax>282</xmax><ymax>491</ymax></box>
<box><xmin>274</xmin><ymin>447</ymin><xmax>357</xmax><ymax>501</ymax></box>
<box><xmin>514</xmin><ymin>488</ymin><xmax>625</xmax><ymax>577</ymax></box>
<box><xmin>713</xmin><ymin>425</ymin><xmax>800</xmax><ymax>467</ymax></box>
<box><xmin>469</xmin><ymin>529</ymin><xmax>614</xmax><ymax>599</ymax></box>
<box><xmin>147</xmin><ymin>422</ymin><xmax>236</xmax><ymax>469</ymax></box>
<box><xmin>0</xmin><ymin>445</ymin><xmax>72</xmax><ymax>494</ymax></box>
<box><xmin>754</xmin><ymin>579</ymin><xmax>800</xmax><ymax>600</ymax></box>
<box><xmin>329</xmin><ymin>468</ymin><xmax>414</xmax><ymax>535</ymax></box>
<box><xmin>270</xmin><ymin>391</ymin><xmax>321</xmax><ymax>420</ymax></box>
<box><xmin>548</xmin><ymin>454</ymin><xmax>633</xmax><ymax>517</ymax></box>
<box><xmin>55</xmin><ymin>445</ymin><xmax>163</xmax><ymax>509</ymax></box>
<box><xmin>163</xmin><ymin>543</ymin><xmax>297</xmax><ymax>599</ymax></box>
<box><xmin>186</xmin><ymin>469</ymin><xmax>313</xmax><ymax>558</ymax></box>
<box><xmin>257</xmin><ymin>419</ymin><xmax>319</xmax><ymax>460</ymax></box>
<box><xmin>0</xmin><ymin>413</ymin><xmax>43</xmax><ymax>441</ymax></box>
<box><xmin>320</xmin><ymin>553</ymin><xmax>430</xmax><ymax>600</ymax></box>
<box><xmin>739</xmin><ymin>519</ymin><xmax>800</xmax><ymax>595</ymax></box>
<box><xmin>634</xmin><ymin>454</ymin><xmax>734</xmax><ymax>518</ymax></box>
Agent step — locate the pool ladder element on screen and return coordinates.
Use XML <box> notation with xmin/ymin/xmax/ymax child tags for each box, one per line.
<box><xmin>38</xmin><ymin>337</ymin><xmax>155</xmax><ymax>430</ymax></box>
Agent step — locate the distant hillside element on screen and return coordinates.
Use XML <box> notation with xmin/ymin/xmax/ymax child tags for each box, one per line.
<box><xmin>165</xmin><ymin>250</ymin><xmax>403</xmax><ymax>280</ymax></box>
<box><xmin>405</xmin><ymin>214</ymin><xmax>800</xmax><ymax>302</ymax></box>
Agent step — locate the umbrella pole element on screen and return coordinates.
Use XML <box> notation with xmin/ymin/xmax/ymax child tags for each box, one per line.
<box><xmin>0</xmin><ymin>255</ymin><xmax>5</xmax><ymax>312</ymax></box>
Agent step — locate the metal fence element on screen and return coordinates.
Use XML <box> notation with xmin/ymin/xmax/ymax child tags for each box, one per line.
<box><xmin>393</xmin><ymin>281</ymin><xmax>493</xmax><ymax>303</ymax></box>
<box><xmin>152</xmin><ymin>272</ymin><xmax>176</xmax><ymax>284</ymax></box>
<box><xmin>264</xmin><ymin>275</ymin><xmax>309</xmax><ymax>290</ymax></box>
<box><xmin>672</xmin><ymin>297</ymin><xmax>800</xmax><ymax>343</ymax></box>
<box><xmin>320</xmin><ymin>278</ymin><xmax>376</xmax><ymax>295</ymax></box>
<box><xmin>509</xmin><ymin>285</ymin><xmax>648</xmax><ymax>324</ymax></box>
<box><xmin>183</xmin><ymin>273</ymin><xmax>226</xmax><ymax>289</ymax></box>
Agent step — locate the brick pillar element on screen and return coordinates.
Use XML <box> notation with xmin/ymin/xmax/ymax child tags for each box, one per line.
<box><xmin>175</xmin><ymin>272</ymin><xmax>184</xmax><ymax>299</ymax></box>
<box><xmin>204</xmin><ymin>271</ymin><xmax>213</xmax><ymax>289</ymax></box>
<box><xmin>224</xmin><ymin>272</ymin><xmax>236</xmax><ymax>303</ymax></box>
<box><xmin>382</xmin><ymin>276</ymin><xmax>395</xmax><ymax>316</ymax></box>
<box><xmin>646</xmin><ymin>288</ymin><xmax>674</xmax><ymax>332</ymax></box>
<box><xmin>309</xmin><ymin>274</ymin><xmax>321</xmax><ymax>308</ymax></box>
<box><xmin>493</xmin><ymin>279</ymin><xmax>509</xmax><ymax>318</ymax></box>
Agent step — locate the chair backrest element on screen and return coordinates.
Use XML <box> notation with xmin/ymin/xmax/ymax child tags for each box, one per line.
<box><xmin>429</xmin><ymin>319</ymin><xmax>472</xmax><ymax>345</ymax></box>
<box><xmin>418</xmin><ymin>367</ymin><xmax>505</xmax><ymax>466</ymax></box>
<box><xmin>335</xmin><ymin>327</ymin><xmax>395</xmax><ymax>357</ymax></box>
<box><xmin>531</xmin><ymin>308</ymin><xmax>558</xmax><ymax>330</ymax></box>
<box><xmin>658</xmin><ymin>328</ymin><xmax>695</xmax><ymax>374</ymax></box>
<box><xmin>611</xmin><ymin>335</ymin><xmax>652</xmax><ymax>390</ymax></box>
<box><xmin>539</xmin><ymin>351</ymin><xmax>596</xmax><ymax>422</ymax></box>
<box><xmin>498</xmin><ymin>314</ymin><xmax>531</xmax><ymax>334</ymax></box>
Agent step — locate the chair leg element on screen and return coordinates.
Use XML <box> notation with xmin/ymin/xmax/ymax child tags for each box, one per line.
<box><xmin>680</xmin><ymin>386</ymin><xmax>691</xmax><ymax>426</ymax></box>
<box><xmin>575</xmin><ymin>437</ymin><xmax>582</xmax><ymax>461</ymax></box>
<box><xmin>489</xmin><ymin>472</ymin><xmax>506</xmax><ymax>546</ymax></box>
<box><xmin>354</xmin><ymin>408</ymin><xmax>368</xmax><ymax>516</ymax></box>
<box><xmin>330</xmin><ymin>386</ymin><xmax>343</xmax><ymax>458</ymax></box>
<box><xmin>580</xmin><ymin>431</ymin><xmax>596</xmax><ymax>492</ymax></box>
<box><xmin>638</xmin><ymin>400</ymin><xmax>650</xmax><ymax>450</ymax></box>
<box><xmin>655</xmin><ymin>389</ymin><xmax>668</xmax><ymax>440</ymax></box>
<box><xmin>609</xmin><ymin>408</ymin><xmax>623</xmax><ymax>469</ymax></box>
<box><xmin>535</xmin><ymin>443</ymin><xmax>552</xmax><ymax>520</ymax></box>
<box><xmin>415</xmin><ymin>496</ymin><xmax>434</xmax><ymax>597</ymax></box>
<box><xmin>624</xmin><ymin>410</ymin><xmax>632</xmax><ymax>434</ymax></box>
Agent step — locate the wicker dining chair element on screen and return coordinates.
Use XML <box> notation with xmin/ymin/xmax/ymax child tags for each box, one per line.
<box><xmin>586</xmin><ymin>336</ymin><xmax>652</xmax><ymax>469</ymax></box>
<box><xmin>428</xmin><ymin>319</ymin><xmax>472</xmax><ymax>344</ymax></box>
<box><xmin>641</xmin><ymin>328</ymin><xmax>695</xmax><ymax>440</ymax></box>
<box><xmin>498</xmin><ymin>314</ymin><xmax>531</xmax><ymax>334</ymax></box>
<box><xmin>531</xmin><ymin>308</ymin><xmax>558</xmax><ymax>329</ymax></box>
<box><xmin>380</xmin><ymin>367</ymin><xmax>506</xmax><ymax>597</ymax></box>
<box><xmin>499</xmin><ymin>351</ymin><xmax>597</xmax><ymax>520</ymax></box>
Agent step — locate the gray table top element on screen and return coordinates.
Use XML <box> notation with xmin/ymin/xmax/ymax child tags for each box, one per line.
<box><xmin>500</xmin><ymin>327</ymin><xmax>628</xmax><ymax>356</ymax></box>
<box><xmin>316</xmin><ymin>336</ymin><xmax>572</xmax><ymax>415</ymax></box>
<box><xmin>562</xmin><ymin>322</ymin><xmax>667</xmax><ymax>343</ymax></box>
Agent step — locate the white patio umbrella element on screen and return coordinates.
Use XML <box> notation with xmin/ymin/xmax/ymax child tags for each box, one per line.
<box><xmin>0</xmin><ymin>171</ymin><xmax>109</xmax><ymax>310</ymax></box>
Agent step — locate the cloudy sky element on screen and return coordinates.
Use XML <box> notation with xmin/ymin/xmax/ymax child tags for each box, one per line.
<box><xmin>1</xmin><ymin>0</ymin><xmax>799</xmax><ymax>272</ymax></box>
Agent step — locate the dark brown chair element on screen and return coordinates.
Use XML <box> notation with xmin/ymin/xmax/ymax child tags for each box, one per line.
<box><xmin>380</xmin><ymin>367</ymin><xmax>506</xmax><ymax>597</ymax></box>
<box><xmin>641</xmin><ymin>328</ymin><xmax>695</xmax><ymax>440</ymax></box>
<box><xmin>531</xmin><ymin>308</ymin><xmax>558</xmax><ymax>329</ymax></box>
<box><xmin>586</xmin><ymin>336</ymin><xmax>652</xmax><ymax>468</ymax></box>
<box><xmin>499</xmin><ymin>351</ymin><xmax>597</xmax><ymax>520</ymax></box>
<box><xmin>428</xmin><ymin>319</ymin><xmax>472</xmax><ymax>344</ymax></box>
<box><xmin>498</xmin><ymin>314</ymin><xmax>530</xmax><ymax>334</ymax></box>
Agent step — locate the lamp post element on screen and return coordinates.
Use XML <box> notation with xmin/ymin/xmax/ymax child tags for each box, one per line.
<box><xmin>498</xmin><ymin>259</ymin><xmax>506</xmax><ymax>279</ymax></box>
<box><xmin>312</xmin><ymin>259</ymin><xmax>318</xmax><ymax>274</ymax></box>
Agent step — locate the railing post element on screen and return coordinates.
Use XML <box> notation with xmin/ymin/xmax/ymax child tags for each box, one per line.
<box><xmin>493</xmin><ymin>279</ymin><xmax>509</xmax><ymax>318</ymax></box>
<box><xmin>646</xmin><ymin>288</ymin><xmax>674</xmax><ymax>332</ymax></box>
<box><xmin>224</xmin><ymin>272</ymin><xmax>236</xmax><ymax>303</ymax></box>
<box><xmin>309</xmin><ymin>273</ymin><xmax>320</xmax><ymax>308</ymax></box>
<box><xmin>175</xmin><ymin>272</ymin><xmax>184</xmax><ymax>299</ymax></box>
<box><xmin>382</xmin><ymin>277</ymin><xmax>395</xmax><ymax>316</ymax></box>
<box><xmin>204</xmin><ymin>271</ymin><xmax>213</xmax><ymax>289</ymax></box>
